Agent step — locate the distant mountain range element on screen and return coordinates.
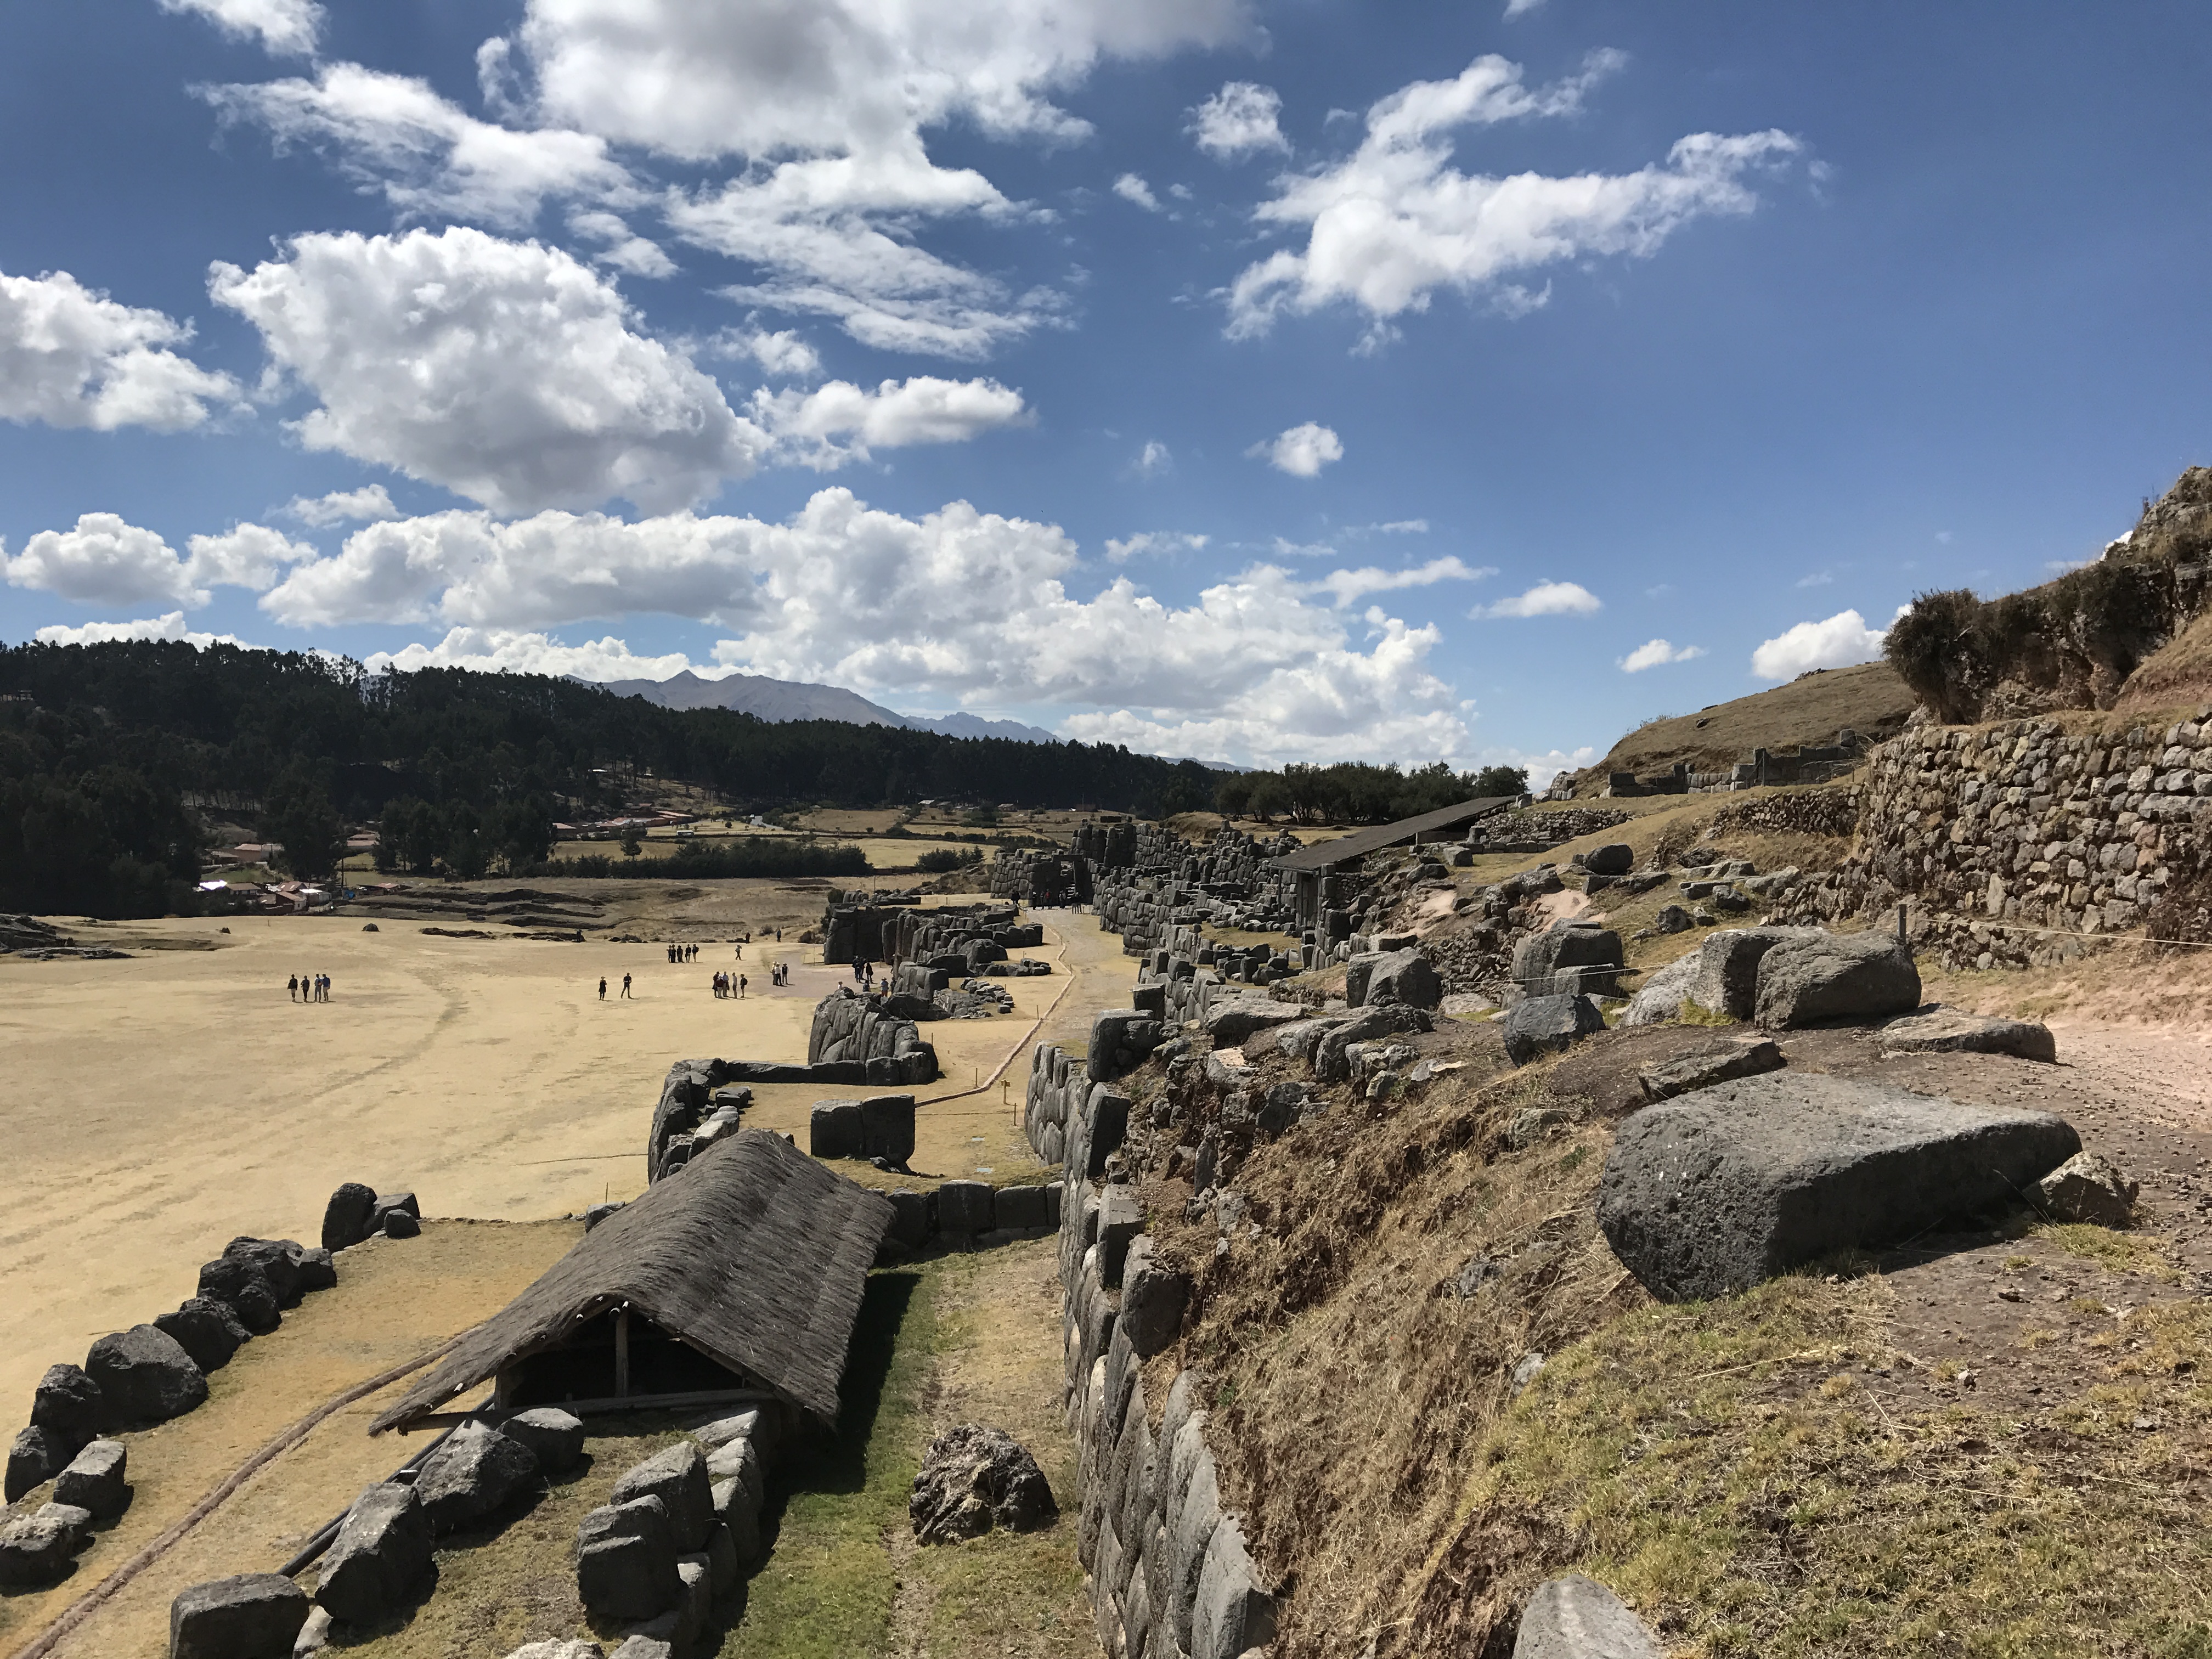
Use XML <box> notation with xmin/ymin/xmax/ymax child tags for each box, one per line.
<box><xmin>588</xmin><ymin>669</ymin><xmax>1064</xmax><ymax>746</ymax></box>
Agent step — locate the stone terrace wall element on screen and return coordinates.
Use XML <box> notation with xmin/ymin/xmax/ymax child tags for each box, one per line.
<box><xmin>1791</xmin><ymin>709</ymin><xmax>2212</xmax><ymax>941</ymax></box>
<box><xmin>1025</xmin><ymin>1043</ymin><xmax>1279</xmax><ymax>1659</ymax></box>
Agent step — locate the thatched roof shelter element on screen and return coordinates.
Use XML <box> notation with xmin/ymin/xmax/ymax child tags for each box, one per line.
<box><xmin>372</xmin><ymin>1128</ymin><xmax>894</xmax><ymax>1432</ymax></box>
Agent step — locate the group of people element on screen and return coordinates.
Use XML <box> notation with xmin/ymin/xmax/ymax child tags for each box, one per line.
<box><xmin>712</xmin><ymin>969</ymin><xmax>749</xmax><ymax>998</ymax></box>
<box><xmin>597</xmin><ymin>933</ymin><xmax>802</xmax><ymax>1003</ymax></box>
<box><xmin>287</xmin><ymin>972</ymin><xmax>331</xmax><ymax>1002</ymax></box>
<box><xmin>667</xmin><ymin>943</ymin><xmax>700</xmax><ymax>963</ymax></box>
<box><xmin>598</xmin><ymin>973</ymin><xmax>633</xmax><ymax>999</ymax></box>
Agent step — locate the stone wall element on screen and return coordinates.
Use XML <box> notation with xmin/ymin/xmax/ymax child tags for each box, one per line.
<box><xmin>1787</xmin><ymin>708</ymin><xmax>2212</xmax><ymax>942</ymax></box>
<box><xmin>1024</xmin><ymin>1043</ymin><xmax>1280</xmax><ymax>1659</ymax></box>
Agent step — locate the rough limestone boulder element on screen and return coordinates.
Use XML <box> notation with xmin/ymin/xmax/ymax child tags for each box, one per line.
<box><xmin>1598</xmin><ymin>1074</ymin><xmax>2080</xmax><ymax>1300</ymax></box>
<box><xmin>909</xmin><ymin>1424</ymin><xmax>1057</xmax><ymax>1543</ymax></box>
<box><xmin>859</xmin><ymin>1093</ymin><xmax>917</xmax><ymax>1165</ymax></box>
<box><xmin>1618</xmin><ymin>953</ymin><xmax>1701</xmax><ymax>1028</ymax></box>
<box><xmin>7</xmin><ymin>1424</ymin><xmax>83</xmax><ymax>1503</ymax></box>
<box><xmin>1638</xmin><ymin>1037</ymin><xmax>1784</xmax><ymax>1103</ymax></box>
<box><xmin>808</xmin><ymin>1099</ymin><xmax>864</xmax><ymax>1159</ymax></box>
<box><xmin>1654</xmin><ymin>904</ymin><xmax>1692</xmax><ymax>935</ymax></box>
<box><xmin>223</xmin><ymin>1237</ymin><xmax>319</xmax><ymax>1307</ymax></box>
<box><xmin>316</xmin><ymin>1483</ymin><xmax>433</xmax><ymax>1625</ymax></box>
<box><xmin>86</xmin><ymin>1325</ymin><xmax>207</xmax><ymax>1429</ymax></box>
<box><xmin>612</xmin><ymin>1442</ymin><xmax>712</xmax><ymax>1553</ymax></box>
<box><xmin>413</xmin><ymin>1420</ymin><xmax>539</xmax><ymax>1534</ymax></box>
<box><xmin>1365</xmin><ymin>949</ymin><xmax>1442</xmax><ymax>1010</ymax></box>
<box><xmin>577</xmin><ymin>1496</ymin><xmax>680</xmax><ymax>1622</ymax></box>
<box><xmin>1313</xmin><ymin>1005</ymin><xmax>1431</xmax><ymax>1082</ymax></box>
<box><xmin>499</xmin><ymin>1408</ymin><xmax>585</xmax><ymax>1474</ymax></box>
<box><xmin>154</xmin><ymin>1297</ymin><xmax>252</xmax><ymax>1373</ymax></box>
<box><xmin>1753</xmin><ymin>932</ymin><xmax>1921</xmax><ymax>1029</ymax></box>
<box><xmin>1504</xmin><ymin>995</ymin><xmax>1605</xmax><ymax>1066</ymax></box>
<box><xmin>170</xmin><ymin>1573</ymin><xmax>312</xmax><ymax>1659</ymax></box>
<box><xmin>1512</xmin><ymin>1573</ymin><xmax>1662</xmax><ymax>1658</ymax></box>
<box><xmin>1204</xmin><ymin>996</ymin><xmax>1304</xmax><ymax>1046</ymax></box>
<box><xmin>321</xmin><ymin>1182</ymin><xmax>380</xmax><ymax>1252</ymax></box>
<box><xmin>1581</xmin><ymin>844</ymin><xmax>1635</xmax><ymax>877</ymax></box>
<box><xmin>0</xmin><ymin>1509</ymin><xmax>81</xmax><ymax>1587</ymax></box>
<box><xmin>1691</xmin><ymin>927</ymin><xmax>1821</xmax><ymax>1020</ymax></box>
<box><xmin>1880</xmin><ymin>1006</ymin><xmax>2057</xmax><ymax>1062</ymax></box>
<box><xmin>1513</xmin><ymin>921</ymin><xmax>1626</xmax><ymax>998</ymax></box>
<box><xmin>54</xmin><ymin>1438</ymin><xmax>129</xmax><ymax>1520</ymax></box>
<box><xmin>32</xmin><ymin>1363</ymin><xmax>102</xmax><ymax>1438</ymax></box>
<box><xmin>2035</xmin><ymin>1152</ymin><xmax>2138</xmax><ymax>1226</ymax></box>
<box><xmin>1120</xmin><ymin>1237</ymin><xmax>1190</xmax><ymax>1357</ymax></box>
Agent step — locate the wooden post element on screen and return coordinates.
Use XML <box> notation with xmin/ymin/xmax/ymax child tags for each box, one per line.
<box><xmin>614</xmin><ymin>1307</ymin><xmax>630</xmax><ymax>1398</ymax></box>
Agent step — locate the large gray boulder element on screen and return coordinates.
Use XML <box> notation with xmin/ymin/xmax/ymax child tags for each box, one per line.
<box><xmin>1691</xmin><ymin>927</ymin><xmax>1821</xmax><ymax>1020</ymax></box>
<box><xmin>1365</xmin><ymin>949</ymin><xmax>1442</xmax><ymax>1011</ymax></box>
<box><xmin>7</xmin><ymin>1423</ymin><xmax>84</xmax><ymax>1503</ymax></box>
<box><xmin>1617</xmin><ymin>953</ymin><xmax>1701</xmax><ymax>1028</ymax></box>
<box><xmin>412</xmin><ymin>1420</ymin><xmax>539</xmax><ymax>1534</ymax></box>
<box><xmin>1598</xmin><ymin>1074</ymin><xmax>2081</xmax><ymax>1300</ymax></box>
<box><xmin>1504</xmin><ymin>995</ymin><xmax>1606</xmax><ymax>1066</ymax></box>
<box><xmin>500</xmin><ymin>1408</ymin><xmax>585</xmax><ymax>1474</ymax></box>
<box><xmin>170</xmin><ymin>1573</ymin><xmax>312</xmax><ymax>1659</ymax></box>
<box><xmin>935</xmin><ymin>1180</ymin><xmax>996</xmax><ymax>1237</ymax></box>
<box><xmin>1313</xmin><ymin>1005</ymin><xmax>1431</xmax><ymax>1082</ymax></box>
<box><xmin>1753</xmin><ymin>932</ymin><xmax>1921</xmax><ymax>1029</ymax></box>
<box><xmin>859</xmin><ymin>1093</ymin><xmax>917</xmax><ymax>1165</ymax></box>
<box><xmin>195</xmin><ymin>1256</ymin><xmax>281</xmax><ymax>1333</ymax></box>
<box><xmin>54</xmin><ymin>1438</ymin><xmax>129</xmax><ymax>1520</ymax></box>
<box><xmin>2036</xmin><ymin>1152</ymin><xmax>2138</xmax><ymax>1225</ymax></box>
<box><xmin>1880</xmin><ymin>1007</ymin><xmax>2057</xmax><ymax>1062</ymax></box>
<box><xmin>910</xmin><ymin>1424</ymin><xmax>1057</xmax><ymax>1543</ymax></box>
<box><xmin>612</xmin><ymin>1442</ymin><xmax>713</xmax><ymax>1553</ymax></box>
<box><xmin>1119</xmin><ymin>1237</ymin><xmax>1190</xmax><ymax>1357</ymax></box>
<box><xmin>86</xmin><ymin>1325</ymin><xmax>207</xmax><ymax>1429</ymax></box>
<box><xmin>315</xmin><ymin>1483</ymin><xmax>433</xmax><ymax>1625</ymax></box>
<box><xmin>1205</xmin><ymin>996</ymin><xmax>1304</xmax><ymax>1046</ymax></box>
<box><xmin>32</xmin><ymin>1363</ymin><xmax>102</xmax><ymax>1438</ymax></box>
<box><xmin>1581</xmin><ymin>844</ymin><xmax>1635</xmax><ymax>877</ymax></box>
<box><xmin>1512</xmin><ymin>921</ymin><xmax>1624</xmax><ymax>997</ymax></box>
<box><xmin>1638</xmin><ymin>1037</ymin><xmax>1784</xmax><ymax>1103</ymax></box>
<box><xmin>577</xmin><ymin>1496</ymin><xmax>680</xmax><ymax>1622</ymax></box>
<box><xmin>1511</xmin><ymin>1573</ymin><xmax>1662</xmax><ymax>1658</ymax></box>
<box><xmin>224</xmin><ymin>1237</ymin><xmax>318</xmax><ymax>1306</ymax></box>
<box><xmin>0</xmin><ymin>1509</ymin><xmax>81</xmax><ymax>1587</ymax></box>
<box><xmin>155</xmin><ymin>1298</ymin><xmax>252</xmax><ymax>1373</ymax></box>
<box><xmin>321</xmin><ymin>1182</ymin><xmax>380</xmax><ymax>1252</ymax></box>
<box><xmin>1192</xmin><ymin>1513</ymin><xmax>1276</xmax><ymax>1659</ymax></box>
<box><xmin>808</xmin><ymin>1099</ymin><xmax>863</xmax><ymax>1159</ymax></box>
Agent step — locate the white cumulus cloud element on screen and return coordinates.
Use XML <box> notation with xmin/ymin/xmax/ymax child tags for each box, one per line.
<box><xmin>0</xmin><ymin>267</ymin><xmax>240</xmax><ymax>433</ymax></box>
<box><xmin>210</xmin><ymin>227</ymin><xmax>763</xmax><ymax>515</ymax></box>
<box><xmin>1227</xmin><ymin>52</ymin><xmax>1799</xmax><ymax>342</ymax></box>
<box><xmin>1113</xmin><ymin>174</ymin><xmax>1163</xmax><ymax>211</ymax></box>
<box><xmin>1477</xmin><ymin>580</ymin><xmax>1601</xmax><ymax>618</ymax></box>
<box><xmin>1190</xmin><ymin>81</ymin><xmax>1289</xmax><ymax>160</ymax></box>
<box><xmin>1750</xmin><ymin>608</ymin><xmax>1897</xmax><ymax>681</ymax></box>
<box><xmin>259</xmin><ymin>486</ymin><xmax>1474</xmax><ymax>767</ymax></box>
<box><xmin>3</xmin><ymin>513</ymin><xmax>319</xmax><ymax>606</ymax></box>
<box><xmin>1619</xmin><ymin>637</ymin><xmax>1706</xmax><ymax>672</ymax></box>
<box><xmin>716</xmin><ymin>328</ymin><xmax>822</xmax><ymax>380</ymax></box>
<box><xmin>569</xmin><ymin>211</ymin><xmax>679</xmax><ymax>279</ymax></box>
<box><xmin>1313</xmin><ymin>555</ymin><xmax>1493</xmax><ymax>608</ymax></box>
<box><xmin>158</xmin><ymin>0</ymin><xmax>321</xmax><ymax>55</ymax></box>
<box><xmin>365</xmin><ymin>627</ymin><xmax>701</xmax><ymax>682</ymax></box>
<box><xmin>284</xmin><ymin>484</ymin><xmax>398</xmax><ymax>526</ymax></box>
<box><xmin>35</xmin><ymin>612</ymin><xmax>245</xmax><ymax>648</ymax></box>
<box><xmin>1249</xmin><ymin>421</ymin><xmax>1343</xmax><ymax>477</ymax></box>
<box><xmin>201</xmin><ymin>63</ymin><xmax>633</xmax><ymax>231</ymax></box>
<box><xmin>749</xmin><ymin>376</ymin><xmax>1031</xmax><ymax>469</ymax></box>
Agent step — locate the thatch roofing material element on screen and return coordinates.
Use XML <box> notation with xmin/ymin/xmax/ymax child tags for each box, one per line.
<box><xmin>372</xmin><ymin>1128</ymin><xmax>894</xmax><ymax>1432</ymax></box>
<box><xmin>1271</xmin><ymin>797</ymin><xmax>1517</xmax><ymax>873</ymax></box>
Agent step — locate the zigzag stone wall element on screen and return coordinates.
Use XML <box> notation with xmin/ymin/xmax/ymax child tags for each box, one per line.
<box><xmin>1025</xmin><ymin>1041</ymin><xmax>1279</xmax><ymax>1659</ymax></box>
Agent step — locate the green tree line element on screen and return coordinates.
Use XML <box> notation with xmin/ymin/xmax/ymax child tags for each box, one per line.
<box><xmin>1212</xmin><ymin>760</ymin><xmax>1528</xmax><ymax>824</ymax></box>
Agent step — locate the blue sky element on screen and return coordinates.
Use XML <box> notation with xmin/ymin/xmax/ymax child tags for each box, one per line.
<box><xmin>3</xmin><ymin>1</ymin><xmax>2208</xmax><ymax>782</ymax></box>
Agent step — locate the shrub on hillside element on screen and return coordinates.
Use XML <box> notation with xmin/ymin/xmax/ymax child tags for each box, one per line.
<box><xmin>917</xmin><ymin>846</ymin><xmax>984</xmax><ymax>873</ymax></box>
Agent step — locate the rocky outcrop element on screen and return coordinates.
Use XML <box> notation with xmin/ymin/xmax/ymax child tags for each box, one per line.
<box><xmin>1752</xmin><ymin>932</ymin><xmax>1921</xmax><ymax>1029</ymax></box>
<box><xmin>910</xmin><ymin>1424</ymin><xmax>1058</xmax><ymax>1543</ymax></box>
<box><xmin>1880</xmin><ymin>1007</ymin><xmax>2057</xmax><ymax>1061</ymax></box>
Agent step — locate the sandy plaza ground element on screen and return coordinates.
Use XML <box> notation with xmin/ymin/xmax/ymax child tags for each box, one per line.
<box><xmin>0</xmin><ymin>890</ymin><xmax>1133</xmax><ymax>1431</ymax></box>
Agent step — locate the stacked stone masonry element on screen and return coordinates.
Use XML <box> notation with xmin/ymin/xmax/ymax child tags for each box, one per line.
<box><xmin>1786</xmin><ymin>710</ymin><xmax>2212</xmax><ymax>946</ymax></box>
<box><xmin>1025</xmin><ymin>1042</ymin><xmax>1279</xmax><ymax>1659</ymax></box>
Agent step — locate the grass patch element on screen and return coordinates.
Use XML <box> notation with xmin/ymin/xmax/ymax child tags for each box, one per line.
<box><xmin>2039</xmin><ymin>1223</ymin><xmax>2185</xmax><ymax>1283</ymax></box>
<box><xmin>720</xmin><ymin>1268</ymin><xmax>933</xmax><ymax>1659</ymax></box>
<box><xmin>1675</xmin><ymin>997</ymin><xmax>1737</xmax><ymax>1027</ymax></box>
<box><xmin>1463</xmin><ymin>1273</ymin><xmax>2212</xmax><ymax>1655</ymax></box>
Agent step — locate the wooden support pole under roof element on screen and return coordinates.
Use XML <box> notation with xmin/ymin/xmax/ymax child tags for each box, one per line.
<box><xmin>614</xmin><ymin>1306</ymin><xmax>630</xmax><ymax>1398</ymax></box>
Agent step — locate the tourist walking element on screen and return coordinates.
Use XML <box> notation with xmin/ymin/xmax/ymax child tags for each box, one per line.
<box><xmin>620</xmin><ymin>972</ymin><xmax>633</xmax><ymax>998</ymax></box>
<box><xmin>598</xmin><ymin>976</ymin><xmax>607</xmax><ymax>1000</ymax></box>
<box><xmin>738</xmin><ymin>973</ymin><xmax>747</xmax><ymax>997</ymax></box>
<box><xmin>287</xmin><ymin>973</ymin><xmax>298</xmax><ymax>1001</ymax></box>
